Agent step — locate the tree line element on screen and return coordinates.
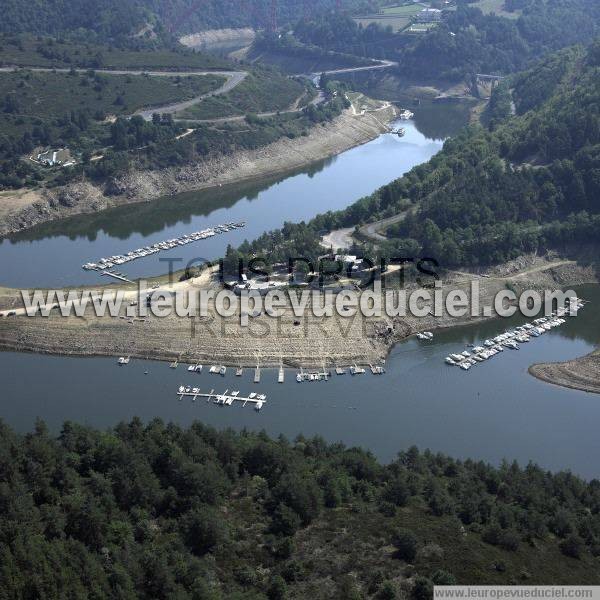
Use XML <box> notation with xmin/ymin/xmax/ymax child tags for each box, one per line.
<box><xmin>1</xmin><ymin>417</ymin><xmax>600</xmax><ymax>598</ymax></box>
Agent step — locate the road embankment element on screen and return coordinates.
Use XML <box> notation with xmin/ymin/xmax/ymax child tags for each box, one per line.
<box><xmin>0</xmin><ymin>105</ymin><xmax>396</xmax><ymax>237</ymax></box>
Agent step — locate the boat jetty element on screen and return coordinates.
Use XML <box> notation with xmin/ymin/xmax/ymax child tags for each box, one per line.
<box><xmin>177</xmin><ymin>386</ymin><xmax>266</xmax><ymax>410</ymax></box>
<box><xmin>82</xmin><ymin>221</ymin><xmax>245</xmax><ymax>272</ymax></box>
<box><xmin>444</xmin><ymin>298</ymin><xmax>586</xmax><ymax>371</ymax></box>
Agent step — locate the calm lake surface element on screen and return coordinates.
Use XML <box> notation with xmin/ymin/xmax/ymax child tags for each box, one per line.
<box><xmin>1</xmin><ymin>106</ymin><xmax>598</xmax><ymax>478</ymax></box>
<box><xmin>1</xmin><ymin>285</ymin><xmax>598</xmax><ymax>478</ymax></box>
<box><xmin>1</xmin><ymin>118</ymin><xmax>445</xmax><ymax>288</ymax></box>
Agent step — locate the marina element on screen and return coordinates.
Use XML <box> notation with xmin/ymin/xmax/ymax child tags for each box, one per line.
<box><xmin>1</xmin><ymin>284</ymin><xmax>599</xmax><ymax>478</ymax></box>
<box><xmin>0</xmin><ymin>119</ymin><xmax>449</xmax><ymax>289</ymax></box>
<box><xmin>176</xmin><ymin>386</ymin><xmax>267</xmax><ymax>410</ymax></box>
<box><xmin>122</xmin><ymin>357</ymin><xmax>387</xmax><ymax>384</ymax></box>
<box><xmin>444</xmin><ymin>298</ymin><xmax>586</xmax><ymax>370</ymax></box>
<box><xmin>82</xmin><ymin>221</ymin><xmax>246</xmax><ymax>273</ymax></box>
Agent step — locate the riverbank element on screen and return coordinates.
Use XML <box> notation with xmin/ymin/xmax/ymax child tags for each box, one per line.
<box><xmin>0</xmin><ymin>105</ymin><xmax>396</xmax><ymax>237</ymax></box>
<box><xmin>529</xmin><ymin>350</ymin><xmax>600</xmax><ymax>395</ymax></box>
<box><xmin>0</xmin><ymin>255</ymin><xmax>595</xmax><ymax>369</ymax></box>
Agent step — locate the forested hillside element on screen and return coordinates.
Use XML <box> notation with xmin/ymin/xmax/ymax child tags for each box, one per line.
<box><xmin>242</xmin><ymin>41</ymin><xmax>600</xmax><ymax>269</ymax></box>
<box><xmin>380</xmin><ymin>42</ymin><xmax>600</xmax><ymax>265</ymax></box>
<box><xmin>1</xmin><ymin>418</ymin><xmax>600</xmax><ymax>598</ymax></box>
<box><xmin>267</xmin><ymin>0</ymin><xmax>600</xmax><ymax>81</ymax></box>
<box><xmin>0</xmin><ymin>0</ymin><xmax>380</xmax><ymax>39</ymax></box>
<box><xmin>398</xmin><ymin>0</ymin><xmax>600</xmax><ymax>80</ymax></box>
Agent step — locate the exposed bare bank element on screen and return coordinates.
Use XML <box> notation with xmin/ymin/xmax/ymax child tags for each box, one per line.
<box><xmin>529</xmin><ymin>351</ymin><xmax>600</xmax><ymax>395</ymax></box>
<box><xmin>0</xmin><ymin>256</ymin><xmax>595</xmax><ymax>370</ymax></box>
<box><xmin>179</xmin><ymin>28</ymin><xmax>255</xmax><ymax>49</ymax></box>
<box><xmin>0</xmin><ymin>106</ymin><xmax>395</xmax><ymax>237</ymax></box>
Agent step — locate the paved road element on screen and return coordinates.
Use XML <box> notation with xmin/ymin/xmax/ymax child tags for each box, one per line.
<box><xmin>359</xmin><ymin>206</ymin><xmax>416</xmax><ymax>242</ymax></box>
<box><xmin>0</xmin><ymin>65</ymin><xmax>248</xmax><ymax>121</ymax></box>
<box><xmin>2</xmin><ymin>57</ymin><xmax>397</xmax><ymax>124</ymax></box>
<box><xmin>178</xmin><ymin>89</ymin><xmax>326</xmax><ymax>123</ymax></box>
<box><xmin>313</xmin><ymin>59</ymin><xmax>397</xmax><ymax>78</ymax></box>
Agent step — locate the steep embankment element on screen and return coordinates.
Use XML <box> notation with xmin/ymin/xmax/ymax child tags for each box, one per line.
<box><xmin>0</xmin><ymin>105</ymin><xmax>396</xmax><ymax>236</ymax></box>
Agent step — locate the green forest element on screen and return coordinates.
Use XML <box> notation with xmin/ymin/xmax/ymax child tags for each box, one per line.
<box><xmin>251</xmin><ymin>0</ymin><xmax>600</xmax><ymax>81</ymax></box>
<box><xmin>1</xmin><ymin>418</ymin><xmax>600</xmax><ymax>598</ymax></box>
<box><xmin>235</xmin><ymin>41</ymin><xmax>600</xmax><ymax>269</ymax></box>
<box><xmin>0</xmin><ymin>0</ymin><xmax>381</xmax><ymax>39</ymax></box>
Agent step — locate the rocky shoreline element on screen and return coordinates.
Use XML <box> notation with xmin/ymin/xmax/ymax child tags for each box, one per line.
<box><xmin>0</xmin><ymin>106</ymin><xmax>396</xmax><ymax>237</ymax></box>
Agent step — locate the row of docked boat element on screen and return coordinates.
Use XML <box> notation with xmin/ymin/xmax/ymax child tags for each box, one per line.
<box><xmin>417</xmin><ymin>331</ymin><xmax>433</xmax><ymax>341</ymax></box>
<box><xmin>82</xmin><ymin>221</ymin><xmax>246</xmax><ymax>271</ymax></box>
<box><xmin>295</xmin><ymin>362</ymin><xmax>384</xmax><ymax>381</ymax></box>
<box><xmin>444</xmin><ymin>299</ymin><xmax>586</xmax><ymax>371</ymax></box>
<box><xmin>177</xmin><ymin>386</ymin><xmax>266</xmax><ymax>410</ymax></box>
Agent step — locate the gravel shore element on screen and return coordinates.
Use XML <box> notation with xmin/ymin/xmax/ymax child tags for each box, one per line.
<box><xmin>0</xmin><ymin>257</ymin><xmax>595</xmax><ymax>370</ymax></box>
<box><xmin>529</xmin><ymin>351</ymin><xmax>600</xmax><ymax>395</ymax></box>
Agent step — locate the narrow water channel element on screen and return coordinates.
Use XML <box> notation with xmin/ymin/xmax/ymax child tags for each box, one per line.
<box><xmin>0</xmin><ymin>118</ymin><xmax>445</xmax><ymax>288</ymax></box>
<box><xmin>1</xmin><ymin>285</ymin><xmax>598</xmax><ymax>478</ymax></box>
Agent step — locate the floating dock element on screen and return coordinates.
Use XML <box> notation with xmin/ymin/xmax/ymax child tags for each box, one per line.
<box><xmin>278</xmin><ymin>364</ymin><xmax>284</xmax><ymax>383</ymax></box>
<box><xmin>254</xmin><ymin>365</ymin><xmax>261</xmax><ymax>383</ymax></box>
<box><xmin>444</xmin><ymin>298</ymin><xmax>586</xmax><ymax>371</ymax></box>
<box><xmin>101</xmin><ymin>271</ymin><xmax>133</xmax><ymax>283</ymax></box>
<box><xmin>176</xmin><ymin>386</ymin><xmax>266</xmax><ymax>410</ymax></box>
<box><xmin>82</xmin><ymin>221</ymin><xmax>246</xmax><ymax>272</ymax></box>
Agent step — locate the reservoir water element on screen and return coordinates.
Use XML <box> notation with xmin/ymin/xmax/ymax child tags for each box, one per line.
<box><xmin>1</xmin><ymin>106</ymin><xmax>598</xmax><ymax>478</ymax></box>
<box><xmin>1</xmin><ymin>284</ymin><xmax>598</xmax><ymax>478</ymax></box>
<box><xmin>1</xmin><ymin>119</ymin><xmax>443</xmax><ymax>288</ymax></box>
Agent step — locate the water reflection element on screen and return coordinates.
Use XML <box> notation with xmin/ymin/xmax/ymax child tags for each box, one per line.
<box><xmin>8</xmin><ymin>159</ymin><xmax>335</xmax><ymax>244</ymax></box>
<box><xmin>0</xmin><ymin>120</ymin><xmax>445</xmax><ymax>287</ymax></box>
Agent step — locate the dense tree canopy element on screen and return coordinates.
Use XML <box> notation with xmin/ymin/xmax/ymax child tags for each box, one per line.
<box><xmin>239</xmin><ymin>41</ymin><xmax>600</xmax><ymax>269</ymax></box>
<box><xmin>1</xmin><ymin>418</ymin><xmax>600</xmax><ymax>597</ymax></box>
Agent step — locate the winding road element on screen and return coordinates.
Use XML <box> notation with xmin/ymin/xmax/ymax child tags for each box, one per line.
<box><xmin>0</xmin><ymin>65</ymin><xmax>248</xmax><ymax>121</ymax></box>
<box><xmin>1</xmin><ymin>57</ymin><xmax>398</xmax><ymax>124</ymax></box>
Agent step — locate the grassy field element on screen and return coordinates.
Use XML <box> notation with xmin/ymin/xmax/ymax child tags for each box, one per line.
<box><xmin>354</xmin><ymin>3</ymin><xmax>422</xmax><ymax>32</ymax></box>
<box><xmin>177</xmin><ymin>70</ymin><xmax>306</xmax><ymax>119</ymax></box>
<box><xmin>0</xmin><ymin>35</ymin><xmax>230</xmax><ymax>70</ymax></box>
<box><xmin>469</xmin><ymin>0</ymin><xmax>521</xmax><ymax>18</ymax></box>
<box><xmin>0</xmin><ymin>70</ymin><xmax>224</xmax><ymax>137</ymax></box>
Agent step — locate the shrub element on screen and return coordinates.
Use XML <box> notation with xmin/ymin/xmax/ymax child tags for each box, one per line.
<box><xmin>560</xmin><ymin>535</ymin><xmax>584</xmax><ymax>559</ymax></box>
<box><xmin>392</xmin><ymin>528</ymin><xmax>418</xmax><ymax>562</ymax></box>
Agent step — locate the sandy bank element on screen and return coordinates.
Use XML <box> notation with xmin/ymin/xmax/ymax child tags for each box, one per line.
<box><xmin>0</xmin><ymin>106</ymin><xmax>396</xmax><ymax>237</ymax></box>
<box><xmin>529</xmin><ymin>351</ymin><xmax>600</xmax><ymax>395</ymax></box>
